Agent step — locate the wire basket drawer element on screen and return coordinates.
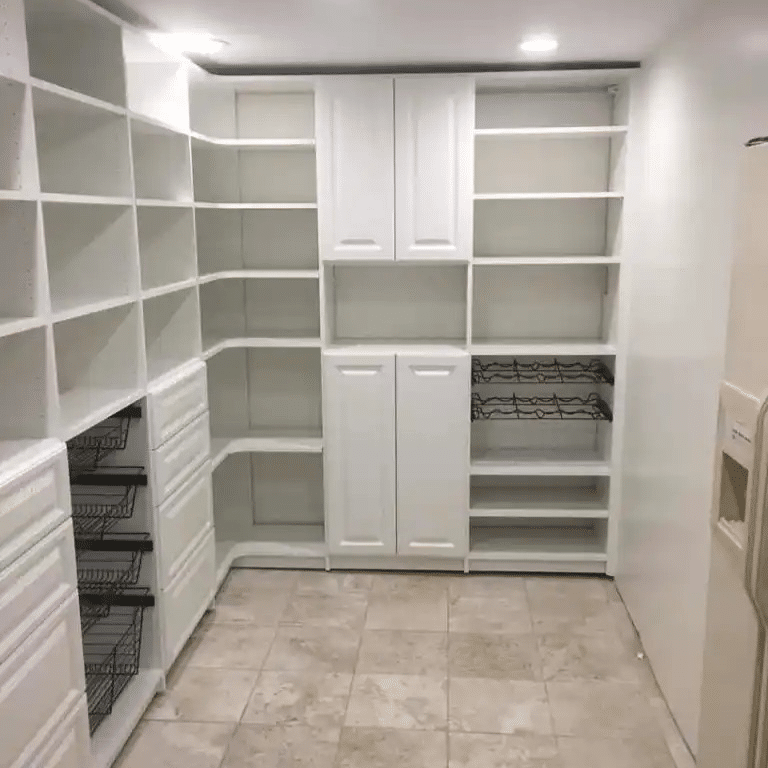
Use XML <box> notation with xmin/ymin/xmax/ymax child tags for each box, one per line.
<box><xmin>70</xmin><ymin>467</ymin><xmax>147</xmax><ymax>537</ymax></box>
<box><xmin>67</xmin><ymin>405</ymin><xmax>142</xmax><ymax>471</ymax></box>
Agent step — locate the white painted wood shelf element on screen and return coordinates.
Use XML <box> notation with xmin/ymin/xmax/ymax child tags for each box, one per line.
<box><xmin>470</xmin><ymin>448</ymin><xmax>611</xmax><ymax>476</ymax></box>
<box><xmin>471</xmin><ymin>341</ymin><xmax>617</xmax><ymax>356</ymax></box>
<box><xmin>470</xmin><ymin>484</ymin><xmax>610</xmax><ymax>517</ymax></box>
<box><xmin>473</xmin><ymin>256</ymin><xmax>620</xmax><ymax>265</ymax></box>
<box><xmin>475</xmin><ymin>125</ymin><xmax>628</xmax><ymax>137</ymax></box>
<box><xmin>475</xmin><ymin>191</ymin><xmax>624</xmax><ymax>200</ymax></box>
<box><xmin>211</xmin><ymin>431</ymin><xmax>323</xmax><ymax>470</ymax></box>
<box><xmin>199</xmin><ymin>270</ymin><xmax>320</xmax><ymax>283</ymax></box>
<box><xmin>469</xmin><ymin>526</ymin><xmax>609</xmax><ymax>561</ymax></box>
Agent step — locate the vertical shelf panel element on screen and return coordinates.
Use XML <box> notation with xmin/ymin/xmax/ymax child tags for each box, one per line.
<box><xmin>0</xmin><ymin>201</ymin><xmax>41</xmax><ymax>327</ymax></box>
<box><xmin>0</xmin><ymin>77</ymin><xmax>37</xmax><ymax>193</ymax></box>
<box><xmin>0</xmin><ymin>0</ymin><xmax>30</xmax><ymax>80</ymax></box>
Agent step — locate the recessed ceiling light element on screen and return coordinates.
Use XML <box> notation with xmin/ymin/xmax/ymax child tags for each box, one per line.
<box><xmin>149</xmin><ymin>33</ymin><xmax>228</xmax><ymax>56</ymax></box>
<box><xmin>520</xmin><ymin>34</ymin><xmax>559</xmax><ymax>54</ymax></box>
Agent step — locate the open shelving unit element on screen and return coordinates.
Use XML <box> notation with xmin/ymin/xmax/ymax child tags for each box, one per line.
<box><xmin>130</xmin><ymin>118</ymin><xmax>193</xmax><ymax>203</ymax></box>
<box><xmin>465</xmin><ymin>78</ymin><xmax>628</xmax><ymax>569</ymax></box>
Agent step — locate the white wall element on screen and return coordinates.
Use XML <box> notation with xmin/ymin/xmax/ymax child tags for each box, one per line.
<box><xmin>619</xmin><ymin>0</ymin><xmax>768</xmax><ymax>752</ymax></box>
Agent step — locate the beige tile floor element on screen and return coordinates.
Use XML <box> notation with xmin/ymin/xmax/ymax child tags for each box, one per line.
<box><xmin>115</xmin><ymin>571</ymin><xmax>696</xmax><ymax>768</ymax></box>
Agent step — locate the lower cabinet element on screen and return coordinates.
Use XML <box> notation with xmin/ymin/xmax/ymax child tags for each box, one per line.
<box><xmin>324</xmin><ymin>349</ymin><xmax>470</xmax><ymax>559</ymax></box>
<box><xmin>27</xmin><ymin>695</ymin><xmax>90</xmax><ymax>768</ymax></box>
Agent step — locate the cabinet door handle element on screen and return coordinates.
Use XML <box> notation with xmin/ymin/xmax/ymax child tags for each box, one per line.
<box><xmin>410</xmin><ymin>366</ymin><xmax>454</xmax><ymax>376</ymax></box>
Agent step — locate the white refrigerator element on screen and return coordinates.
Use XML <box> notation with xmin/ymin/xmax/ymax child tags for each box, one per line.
<box><xmin>698</xmin><ymin>137</ymin><xmax>768</xmax><ymax>768</ymax></box>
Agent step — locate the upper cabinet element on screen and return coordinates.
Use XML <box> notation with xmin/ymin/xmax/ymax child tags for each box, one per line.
<box><xmin>395</xmin><ymin>78</ymin><xmax>474</xmax><ymax>262</ymax></box>
<box><xmin>316</xmin><ymin>77</ymin><xmax>396</xmax><ymax>261</ymax></box>
<box><xmin>316</xmin><ymin>76</ymin><xmax>474</xmax><ymax>262</ymax></box>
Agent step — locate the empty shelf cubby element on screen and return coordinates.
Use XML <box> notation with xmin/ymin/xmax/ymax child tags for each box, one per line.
<box><xmin>327</xmin><ymin>264</ymin><xmax>468</xmax><ymax>346</ymax></box>
<box><xmin>131</xmin><ymin>120</ymin><xmax>193</xmax><ymax>202</ymax></box>
<box><xmin>200</xmin><ymin>278</ymin><xmax>320</xmax><ymax>351</ymax></box>
<box><xmin>192</xmin><ymin>144</ymin><xmax>316</xmax><ymax>205</ymax></box>
<box><xmin>43</xmin><ymin>203</ymin><xmax>138</xmax><ymax>314</ymax></box>
<box><xmin>25</xmin><ymin>0</ymin><xmax>127</xmax><ymax>106</ymax></box>
<box><xmin>212</xmin><ymin>452</ymin><xmax>325</xmax><ymax>545</ymax></box>
<box><xmin>472</xmin><ymin>265</ymin><xmax>618</xmax><ymax>346</ymax></box>
<box><xmin>54</xmin><ymin>304</ymin><xmax>142</xmax><ymax>437</ymax></box>
<box><xmin>137</xmin><ymin>206</ymin><xmax>197</xmax><ymax>292</ymax></box>
<box><xmin>143</xmin><ymin>288</ymin><xmax>202</xmax><ymax>383</ymax></box>
<box><xmin>33</xmin><ymin>89</ymin><xmax>132</xmax><ymax>197</ymax></box>
<box><xmin>196</xmin><ymin>208</ymin><xmax>319</xmax><ymax>275</ymax></box>
<box><xmin>207</xmin><ymin>347</ymin><xmax>322</xmax><ymax>443</ymax></box>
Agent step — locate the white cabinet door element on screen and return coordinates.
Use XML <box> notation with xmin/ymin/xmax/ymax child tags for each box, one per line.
<box><xmin>396</xmin><ymin>351</ymin><xmax>470</xmax><ymax>557</ymax></box>
<box><xmin>324</xmin><ymin>351</ymin><xmax>396</xmax><ymax>555</ymax></box>
<box><xmin>394</xmin><ymin>77</ymin><xmax>474</xmax><ymax>262</ymax></box>
<box><xmin>316</xmin><ymin>77</ymin><xmax>395</xmax><ymax>261</ymax></box>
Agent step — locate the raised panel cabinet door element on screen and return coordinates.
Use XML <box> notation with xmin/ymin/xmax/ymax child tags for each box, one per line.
<box><xmin>394</xmin><ymin>77</ymin><xmax>475</xmax><ymax>261</ymax></box>
<box><xmin>396</xmin><ymin>351</ymin><xmax>470</xmax><ymax>557</ymax></box>
<box><xmin>323</xmin><ymin>351</ymin><xmax>396</xmax><ymax>555</ymax></box>
<box><xmin>316</xmin><ymin>77</ymin><xmax>395</xmax><ymax>261</ymax></box>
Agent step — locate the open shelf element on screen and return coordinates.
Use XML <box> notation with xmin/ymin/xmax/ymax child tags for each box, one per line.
<box><xmin>471</xmin><ymin>448</ymin><xmax>611</xmax><ymax>476</ymax></box>
<box><xmin>212</xmin><ymin>452</ymin><xmax>325</xmax><ymax>557</ymax></box>
<box><xmin>25</xmin><ymin>0</ymin><xmax>127</xmax><ymax>107</ymax></box>
<box><xmin>143</xmin><ymin>288</ymin><xmax>201</xmax><ymax>383</ymax></box>
<box><xmin>472</xmin><ymin>265</ymin><xmax>617</xmax><ymax>346</ymax></box>
<box><xmin>476</xmin><ymin>126</ymin><xmax>628</xmax><ymax>137</ymax></box>
<box><xmin>0</xmin><ymin>201</ymin><xmax>41</xmax><ymax>333</ymax></box>
<box><xmin>469</xmin><ymin>519</ymin><xmax>608</xmax><ymax>562</ymax></box>
<box><xmin>43</xmin><ymin>203</ymin><xmax>138</xmax><ymax>315</ymax></box>
<box><xmin>196</xmin><ymin>207</ymin><xmax>318</xmax><ymax>274</ymax></box>
<box><xmin>0</xmin><ymin>328</ymin><xmax>49</xmax><ymax>450</ymax></box>
<box><xmin>131</xmin><ymin>119</ymin><xmax>192</xmax><ymax>202</ymax></box>
<box><xmin>211</xmin><ymin>430</ymin><xmax>323</xmax><ymax>470</ymax></box>
<box><xmin>33</xmin><ymin>88</ymin><xmax>132</xmax><ymax>197</ymax></box>
<box><xmin>192</xmin><ymin>143</ymin><xmax>316</xmax><ymax>205</ymax></box>
<box><xmin>0</xmin><ymin>77</ymin><xmax>36</xmax><ymax>193</ymax></box>
<box><xmin>137</xmin><ymin>206</ymin><xmax>196</xmax><ymax>292</ymax></box>
<box><xmin>207</xmin><ymin>347</ymin><xmax>322</xmax><ymax>450</ymax></box>
<box><xmin>200</xmin><ymin>277</ymin><xmax>320</xmax><ymax>353</ymax></box>
<box><xmin>470</xmin><ymin>476</ymin><xmax>610</xmax><ymax>518</ymax></box>
<box><xmin>54</xmin><ymin>304</ymin><xmax>142</xmax><ymax>438</ymax></box>
<box><xmin>327</xmin><ymin>264</ymin><xmax>467</xmax><ymax>346</ymax></box>
<box><xmin>189</xmin><ymin>83</ymin><xmax>315</xmax><ymax>141</ymax></box>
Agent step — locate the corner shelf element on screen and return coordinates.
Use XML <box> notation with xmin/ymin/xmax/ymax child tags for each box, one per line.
<box><xmin>199</xmin><ymin>270</ymin><xmax>319</xmax><ymax>284</ymax></box>
<box><xmin>191</xmin><ymin>133</ymin><xmax>315</xmax><ymax>148</ymax></box>
<box><xmin>203</xmin><ymin>337</ymin><xmax>322</xmax><ymax>358</ymax></box>
<box><xmin>211</xmin><ymin>430</ymin><xmax>323</xmax><ymax>470</ymax></box>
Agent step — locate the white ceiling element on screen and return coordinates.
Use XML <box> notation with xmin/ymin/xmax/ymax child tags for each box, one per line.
<box><xmin>103</xmin><ymin>0</ymin><xmax>700</xmax><ymax>70</ymax></box>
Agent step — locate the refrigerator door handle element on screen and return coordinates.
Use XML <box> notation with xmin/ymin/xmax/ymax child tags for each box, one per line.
<box><xmin>745</xmin><ymin>391</ymin><xmax>768</xmax><ymax>613</ymax></box>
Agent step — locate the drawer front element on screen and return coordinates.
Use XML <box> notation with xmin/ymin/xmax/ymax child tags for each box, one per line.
<box><xmin>148</xmin><ymin>362</ymin><xmax>208</xmax><ymax>449</ymax></box>
<box><xmin>0</xmin><ymin>447</ymin><xmax>70</xmax><ymax>574</ymax></box>
<box><xmin>25</xmin><ymin>696</ymin><xmax>90</xmax><ymax>768</ymax></box>
<box><xmin>1</xmin><ymin>595</ymin><xmax>85</xmax><ymax>768</ymax></box>
<box><xmin>0</xmin><ymin>522</ymin><xmax>77</xmax><ymax>664</ymax></box>
<box><xmin>151</xmin><ymin>413</ymin><xmax>210</xmax><ymax>506</ymax></box>
<box><xmin>158</xmin><ymin>472</ymin><xmax>213</xmax><ymax>589</ymax></box>
<box><xmin>163</xmin><ymin>531</ymin><xmax>215</xmax><ymax>670</ymax></box>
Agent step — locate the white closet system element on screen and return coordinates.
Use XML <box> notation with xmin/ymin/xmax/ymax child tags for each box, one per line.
<box><xmin>0</xmin><ymin>0</ymin><xmax>632</xmax><ymax>763</ymax></box>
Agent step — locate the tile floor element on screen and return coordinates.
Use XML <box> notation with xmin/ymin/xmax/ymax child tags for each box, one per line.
<box><xmin>115</xmin><ymin>571</ymin><xmax>696</xmax><ymax>768</ymax></box>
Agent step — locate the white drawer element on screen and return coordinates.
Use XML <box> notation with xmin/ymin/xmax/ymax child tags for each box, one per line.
<box><xmin>0</xmin><ymin>522</ymin><xmax>77</xmax><ymax>664</ymax></box>
<box><xmin>0</xmin><ymin>594</ymin><xmax>85</xmax><ymax>768</ymax></box>
<box><xmin>158</xmin><ymin>471</ymin><xmax>213</xmax><ymax>589</ymax></box>
<box><xmin>147</xmin><ymin>362</ymin><xmax>208</xmax><ymax>449</ymax></box>
<box><xmin>162</xmin><ymin>530</ymin><xmax>215</xmax><ymax>670</ymax></box>
<box><xmin>25</xmin><ymin>696</ymin><xmax>90</xmax><ymax>768</ymax></box>
<box><xmin>0</xmin><ymin>443</ymin><xmax>70</xmax><ymax>573</ymax></box>
<box><xmin>151</xmin><ymin>413</ymin><xmax>210</xmax><ymax>506</ymax></box>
